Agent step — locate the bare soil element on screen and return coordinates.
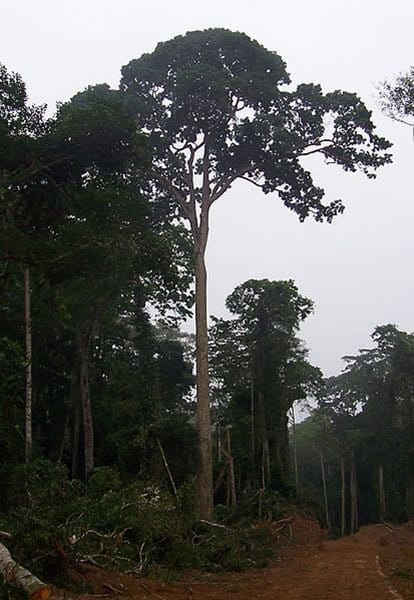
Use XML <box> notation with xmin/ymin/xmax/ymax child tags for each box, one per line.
<box><xmin>54</xmin><ymin>518</ymin><xmax>414</xmax><ymax>600</ymax></box>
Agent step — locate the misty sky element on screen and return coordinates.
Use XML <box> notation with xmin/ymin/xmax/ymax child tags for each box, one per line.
<box><xmin>2</xmin><ymin>0</ymin><xmax>414</xmax><ymax>376</ymax></box>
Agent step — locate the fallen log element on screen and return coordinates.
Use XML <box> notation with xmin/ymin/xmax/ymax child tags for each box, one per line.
<box><xmin>0</xmin><ymin>541</ymin><xmax>51</xmax><ymax>600</ymax></box>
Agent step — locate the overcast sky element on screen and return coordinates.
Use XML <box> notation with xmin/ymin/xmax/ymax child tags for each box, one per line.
<box><xmin>2</xmin><ymin>0</ymin><xmax>414</xmax><ymax>375</ymax></box>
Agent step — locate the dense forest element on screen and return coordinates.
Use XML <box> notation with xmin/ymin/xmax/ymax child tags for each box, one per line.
<box><xmin>0</xmin><ymin>28</ymin><xmax>413</xmax><ymax>598</ymax></box>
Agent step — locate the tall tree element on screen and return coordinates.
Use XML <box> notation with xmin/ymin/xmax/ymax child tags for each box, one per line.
<box><xmin>210</xmin><ymin>279</ymin><xmax>321</xmax><ymax>493</ymax></box>
<box><xmin>121</xmin><ymin>29</ymin><xmax>391</xmax><ymax>517</ymax></box>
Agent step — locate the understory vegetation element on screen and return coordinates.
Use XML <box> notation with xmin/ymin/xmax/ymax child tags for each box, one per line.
<box><xmin>0</xmin><ymin>461</ymin><xmax>285</xmax><ymax>593</ymax></box>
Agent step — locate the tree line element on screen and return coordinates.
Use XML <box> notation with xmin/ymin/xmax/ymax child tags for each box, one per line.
<box><xmin>296</xmin><ymin>324</ymin><xmax>414</xmax><ymax>533</ymax></box>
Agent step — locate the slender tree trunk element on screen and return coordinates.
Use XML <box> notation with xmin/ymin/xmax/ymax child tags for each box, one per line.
<box><xmin>77</xmin><ymin>331</ymin><xmax>94</xmax><ymax>478</ymax></box>
<box><xmin>275</xmin><ymin>413</ymin><xmax>290</xmax><ymax>487</ymax></box>
<box><xmin>217</xmin><ymin>423</ymin><xmax>222</xmax><ymax>462</ymax></box>
<box><xmin>291</xmin><ymin>406</ymin><xmax>299</xmax><ymax>490</ymax></box>
<box><xmin>214</xmin><ymin>463</ymin><xmax>228</xmax><ymax>495</ymax></box>
<box><xmin>341</xmin><ymin>458</ymin><xmax>346</xmax><ymax>537</ymax></box>
<box><xmin>262</xmin><ymin>438</ymin><xmax>270</xmax><ymax>489</ymax></box>
<box><xmin>250</xmin><ymin>379</ymin><xmax>256</xmax><ymax>488</ymax></box>
<box><xmin>320</xmin><ymin>450</ymin><xmax>330</xmax><ymax>530</ymax></box>
<box><xmin>350</xmin><ymin>450</ymin><xmax>358</xmax><ymax>534</ymax></box>
<box><xmin>378</xmin><ymin>463</ymin><xmax>386</xmax><ymax>521</ymax></box>
<box><xmin>194</xmin><ymin>245</ymin><xmax>213</xmax><ymax>519</ymax></box>
<box><xmin>24</xmin><ymin>267</ymin><xmax>32</xmax><ymax>462</ymax></box>
<box><xmin>226</xmin><ymin>426</ymin><xmax>237</xmax><ymax>508</ymax></box>
<box><xmin>157</xmin><ymin>437</ymin><xmax>177</xmax><ymax>497</ymax></box>
<box><xmin>72</xmin><ymin>391</ymin><xmax>80</xmax><ymax>478</ymax></box>
<box><xmin>255</xmin><ymin>342</ymin><xmax>268</xmax><ymax>489</ymax></box>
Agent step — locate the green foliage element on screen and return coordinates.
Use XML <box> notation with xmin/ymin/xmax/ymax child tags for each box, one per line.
<box><xmin>298</xmin><ymin>324</ymin><xmax>414</xmax><ymax>532</ymax></box>
<box><xmin>0</xmin><ymin>462</ymin><xmax>278</xmax><ymax>591</ymax></box>
<box><xmin>190</xmin><ymin>521</ymin><xmax>274</xmax><ymax>572</ymax></box>
<box><xmin>210</xmin><ymin>279</ymin><xmax>321</xmax><ymax>493</ymax></box>
<box><xmin>121</xmin><ymin>28</ymin><xmax>391</xmax><ymax>223</ymax></box>
<box><xmin>218</xmin><ymin>489</ymin><xmax>287</xmax><ymax>525</ymax></box>
<box><xmin>0</xmin><ymin>337</ymin><xmax>24</xmax><ymax>461</ymax></box>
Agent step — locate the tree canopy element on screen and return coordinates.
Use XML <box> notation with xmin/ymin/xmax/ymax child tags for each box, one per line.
<box><xmin>121</xmin><ymin>28</ymin><xmax>392</xmax><ymax>222</ymax></box>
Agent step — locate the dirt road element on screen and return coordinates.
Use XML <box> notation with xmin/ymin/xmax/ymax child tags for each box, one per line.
<box><xmin>125</xmin><ymin>540</ymin><xmax>410</xmax><ymax>600</ymax></box>
<box><xmin>71</xmin><ymin>522</ymin><xmax>414</xmax><ymax>600</ymax></box>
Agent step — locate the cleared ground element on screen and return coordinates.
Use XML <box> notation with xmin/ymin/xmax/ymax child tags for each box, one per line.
<box><xmin>55</xmin><ymin>519</ymin><xmax>414</xmax><ymax>600</ymax></box>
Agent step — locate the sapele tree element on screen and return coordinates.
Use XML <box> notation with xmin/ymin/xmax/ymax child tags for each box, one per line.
<box><xmin>121</xmin><ymin>29</ymin><xmax>391</xmax><ymax>517</ymax></box>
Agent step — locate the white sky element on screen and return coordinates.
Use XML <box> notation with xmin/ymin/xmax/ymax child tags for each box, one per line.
<box><xmin>2</xmin><ymin>0</ymin><xmax>414</xmax><ymax>375</ymax></box>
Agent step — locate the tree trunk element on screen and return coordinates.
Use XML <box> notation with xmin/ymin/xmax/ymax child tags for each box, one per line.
<box><xmin>226</xmin><ymin>426</ymin><xmax>237</xmax><ymax>508</ymax></box>
<box><xmin>217</xmin><ymin>423</ymin><xmax>222</xmax><ymax>462</ymax></box>
<box><xmin>77</xmin><ymin>331</ymin><xmax>94</xmax><ymax>478</ymax></box>
<box><xmin>71</xmin><ymin>390</ymin><xmax>80</xmax><ymax>478</ymax></box>
<box><xmin>320</xmin><ymin>450</ymin><xmax>330</xmax><ymax>530</ymax></box>
<box><xmin>255</xmin><ymin>342</ymin><xmax>268</xmax><ymax>490</ymax></box>
<box><xmin>157</xmin><ymin>437</ymin><xmax>177</xmax><ymax>497</ymax></box>
<box><xmin>0</xmin><ymin>541</ymin><xmax>50</xmax><ymax>600</ymax></box>
<box><xmin>194</xmin><ymin>246</ymin><xmax>213</xmax><ymax>519</ymax></box>
<box><xmin>378</xmin><ymin>463</ymin><xmax>386</xmax><ymax>521</ymax></box>
<box><xmin>350</xmin><ymin>450</ymin><xmax>358</xmax><ymax>534</ymax></box>
<box><xmin>262</xmin><ymin>438</ymin><xmax>270</xmax><ymax>489</ymax></box>
<box><xmin>291</xmin><ymin>406</ymin><xmax>299</xmax><ymax>490</ymax></box>
<box><xmin>275</xmin><ymin>414</ymin><xmax>289</xmax><ymax>487</ymax></box>
<box><xmin>341</xmin><ymin>458</ymin><xmax>346</xmax><ymax>537</ymax></box>
<box><xmin>250</xmin><ymin>380</ymin><xmax>256</xmax><ymax>488</ymax></box>
<box><xmin>24</xmin><ymin>267</ymin><xmax>32</xmax><ymax>462</ymax></box>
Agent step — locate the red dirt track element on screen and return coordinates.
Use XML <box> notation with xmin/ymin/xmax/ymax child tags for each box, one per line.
<box><xmin>56</xmin><ymin>519</ymin><xmax>414</xmax><ymax>600</ymax></box>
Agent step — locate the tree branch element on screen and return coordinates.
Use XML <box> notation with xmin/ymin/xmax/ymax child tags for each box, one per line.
<box><xmin>153</xmin><ymin>169</ymin><xmax>197</xmax><ymax>232</ymax></box>
<box><xmin>201</xmin><ymin>135</ymin><xmax>211</xmax><ymax>200</ymax></box>
<box><xmin>240</xmin><ymin>176</ymin><xmax>265</xmax><ymax>189</ymax></box>
<box><xmin>299</xmin><ymin>146</ymin><xmax>332</xmax><ymax>157</ymax></box>
<box><xmin>210</xmin><ymin>165</ymin><xmax>251</xmax><ymax>204</ymax></box>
